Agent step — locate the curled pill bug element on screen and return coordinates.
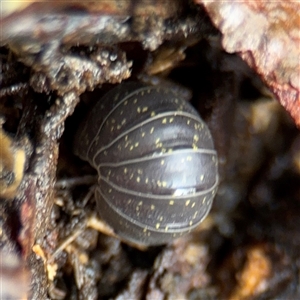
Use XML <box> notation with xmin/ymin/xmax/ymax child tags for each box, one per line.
<box><xmin>74</xmin><ymin>82</ymin><xmax>219</xmax><ymax>246</ymax></box>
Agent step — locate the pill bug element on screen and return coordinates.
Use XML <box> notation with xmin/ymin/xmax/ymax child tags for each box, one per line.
<box><xmin>74</xmin><ymin>82</ymin><xmax>219</xmax><ymax>246</ymax></box>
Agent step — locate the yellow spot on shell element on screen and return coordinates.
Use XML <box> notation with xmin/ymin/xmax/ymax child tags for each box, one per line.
<box><xmin>151</xmin><ymin>205</ymin><xmax>155</xmax><ymax>210</ymax></box>
<box><xmin>187</xmin><ymin>156</ymin><xmax>192</xmax><ymax>161</ymax></box>
<box><xmin>150</xmin><ymin>127</ymin><xmax>154</xmax><ymax>134</ymax></box>
<box><xmin>156</xmin><ymin>223</ymin><xmax>160</xmax><ymax>229</ymax></box>
<box><xmin>169</xmin><ymin>200</ymin><xmax>174</xmax><ymax>205</ymax></box>
<box><xmin>162</xmin><ymin>118</ymin><xmax>167</xmax><ymax>124</ymax></box>
<box><xmin>161</xmin><ymin>160</ymin><xmax>165</xmax><ymax>165</ymax></box>
<box><xmin>142</xmin><ymin>107</ymin><xmax>148</xmax><ymax>112</ymax></box>
<box><xmin>137</xmin><ymin>177</ymin><xmax>140</xmax><ymax>182</ymax></box>
<box><xmin>169</xmin><ymin>117</ymin><xmax>174</xmax><ymax>123</ymax></box>
<box><xmin>185</xmin><ymin>199</ymin><xmax>191</xmax><ymax>206</ymax></box>
<box><xmin>151</xmin><ymin>112</ymin><xmax>156</xmax><ymax>117</ymax></box>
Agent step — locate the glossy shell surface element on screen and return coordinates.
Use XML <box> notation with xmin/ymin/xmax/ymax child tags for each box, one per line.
<box><xmin>74</xmin><ymin>82</ymin><xmax>219</xmax><ymax>245</ymax></box>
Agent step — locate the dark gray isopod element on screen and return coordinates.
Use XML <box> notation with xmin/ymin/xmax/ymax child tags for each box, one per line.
<box><xmin>74</xmin><ymin>82</ymin><xmax>219</xmax><ymax>246</ymax></box>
